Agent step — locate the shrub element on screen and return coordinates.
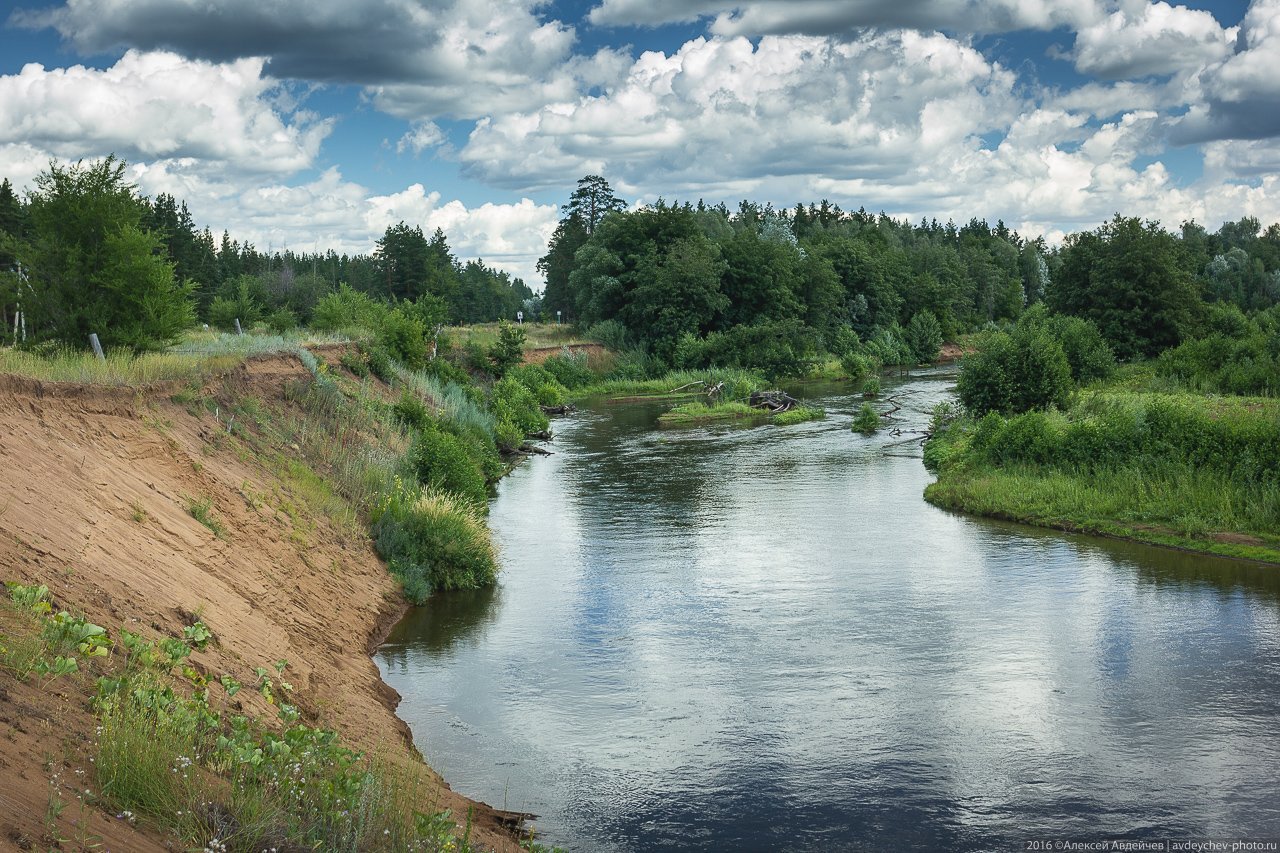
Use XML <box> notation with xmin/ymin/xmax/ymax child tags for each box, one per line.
<box><xmin>487</xmin><ymin>320</ymin><xmax>526</xmax><ymax>377</ymax></box>
<box><xmin>862</xmin><ymin>375</ymin><xmax>881</xmax><ymax>397</ymax></box>
<box><xmin>956</xmin><ymin>325</ymin><xmax>1072</xmax><ymax>415</ymax></box>
<box><xmin>376</xmin><ymin>307</ymin><xmax>429</xmax><ymax>369</ymax></box>
<box><xmin>310</xmin><ymin>284</ymin><xmax>385</xmax><ymax>332</ymax></box>
<box><xmin>585</xmin><ymin>319</ymin><xmax>628</xmax><ymax>351</ymax></box>
<box><xmin>374</xmin><ymin>489</ymin><xmax>498</xmax><ymax>600</ymax></box>
<box><xmin>542</xmin><ymin>349</ymin><xmax>595</xmax><ymax>388</ymax></box>
<box><xmin>491</xmin><ymin>376</ymin><xmax>548</xmax><ymax>450</ymax></box>
<box><xmin>405</xmin><ymin>427</ymin><xmax>488</xmax><ymax>509</ymax></box>
<box><xmin>840</xmin><ymin>351</ymin><xmax>873</xmax><ymax>381</ymax></box>
<box><xmin>509</xmin><ymin>363</ymin><xmax>567</xmax><ymax>407</ymax></box>
<box><xmin>392</xmin><ymin>391</ymin><xmax>430</xmax><ymax>429</ymax></box>
<box><xmin>265</xmin><ymin>307</ymin><xmax>298</xmax><ymax>334</ymax></box>
<box><xmin>852</xmin><ymin>403</ymin><xmax>880</xmax><ymax>434</ymax></box>
<box><xmin>906</xmin><ymin>310</ymin><xmax>943</xmax><ymax>364</ymax></box>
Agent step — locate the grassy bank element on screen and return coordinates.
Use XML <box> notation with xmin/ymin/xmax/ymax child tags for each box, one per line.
<box><xmin>0</xmin><ymin>583</ymin><xmax>542</xmax><ymax>852</ymax></box>
<box><xmin>924</xmin><ymin>388</ymin><xmax>1280</xmax><ymax>563</ymax></box>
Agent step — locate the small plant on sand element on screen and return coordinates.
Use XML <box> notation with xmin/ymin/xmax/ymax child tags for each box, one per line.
<box><xmin>186</xmin><ymin>496</ymin><xmax>226</xmax><ymax>539</ymax></box>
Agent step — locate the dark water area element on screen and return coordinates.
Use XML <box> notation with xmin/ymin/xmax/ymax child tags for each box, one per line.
<box><xmin>376</xmin><ymin>369</ymin><xmax>1280</xmax><ymax>852</ymax></box>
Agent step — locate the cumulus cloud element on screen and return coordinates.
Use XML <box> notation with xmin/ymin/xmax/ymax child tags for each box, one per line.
<box><xmin>460</xmin><ymin>32</ymin><xmax>1021</xmax><ymax>193</ymax></box>
<box><xmin>1070</xmin><ymin>1</ymin><xmax>1236</xmax><ymax>79</ymax></box>
<box><xmin>0</xmin><ymin>50</ymin><xmax>329</xmax><ymax>177</ymax></box>
<box><xmin>1172</xmin><ymin>0</ymin><xmax>1280</xmax><ymax>142</ymax></box>
<box><xmin>12</xmin><ymin>0</ymin><xmax>580</xmax><ymax>118</ymax></box>
<box><xmin>587</xmin><ymin>0</ymin><xmax>1105</xmax><ymax>34</ymax></box>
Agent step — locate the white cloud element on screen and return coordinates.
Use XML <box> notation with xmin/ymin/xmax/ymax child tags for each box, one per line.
<box><xmin>0</xmin><ymin>50</ymin><xmax>329</xmax><ymax>176</ymax></box>
<box><xmin>15</xmin><ymin>0</ymin><xmax>587</xmax><ymax>119</ymax></box>
<box><xmin>588</xmin><ymin>0</ymin><xmax>1106</xmax><ymax>33</ymax></box>
<box><xmin>1071</xmin><ymin>1</ymin><xmax>1236</xmax><ymax>79</ymax></box>
<box><xmin>460</xmin><ymin>32</ymin><xmax>1021</xmax><ymax>193</ymax></box>
<box><xmin>397</xmin><ymin>122</ymin><xmax>446</xmax><ymax>155</ymax></box>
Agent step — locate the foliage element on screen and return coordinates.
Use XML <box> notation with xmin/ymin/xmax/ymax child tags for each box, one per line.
<box><xmin>852</xmin><ymin>403</ymin><xmax>881</xmax><ymax>434</ymax></box>
<box><xmin>373</xmin><ymin>485</ymin><xmax>499</xmax><ymax>600</ymax></box>
<box><xmin>491</xmin><ymin>376</ymin><xmax>549</xmax><ymax>450</ymax></box>
<box><xmin>1050</xmin><ymin>215</ymin><xmax>1202</xmax><ymax>359</ymax></box>
<box><xmin>923</xmin><ymin>390</ymin><xmax>1280</xmax><ymax>562</ymax></box>
<box><xmin>656</xmin><ymin>401</ymin><xmax>761</xmax><ymax>426</ymax></box>
<box><xmin>956</xmin><ymin>323</ymin><xmax>1072</xmax><ymax>415</ymax></box>
<box><xmin>772</xmin><ymin>406</ymin><xmax>825</xmax><ymax>426</ymax></box>
<box><xmin>405</xmin><ymin>427</ymin><xmax>489</xmax><ymax>510</ymax></box>
<box><xmin>487</xmin><ymin>320</ymin><xmax>527</xmax><ymax>377</ymax></box>
<box><xmin>20</xmin><ymin>156</ymin><xmax>196</xmax><ymax>352</ymax></box>
<box><xmin>541</xmin><ymin>349</ymin><xmax>596</xmax><ymax>389</ymax></box>
<box><xmin>905</xmin><ymin>310</ymin><xmax>943</xmax><ymax>363</ymax></box>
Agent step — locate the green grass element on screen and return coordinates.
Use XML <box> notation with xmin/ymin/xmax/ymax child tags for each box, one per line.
<box><xmin>924</xmin><ymin>462</ymin><xmax>1280</xmax><ymax>563</ymax></box>
<box><xmin>0</xmin><ymin>583</ymin><xmax>506</xmax><ymax>852</ymax></box>
<box><xmin>452</xmin><ymin>322</ymin><xmax>588</xmax><ymax>351</ymax></box>
<box><xmin>657</xmin><ymin>401</ymin><xmax>761</xmax><ymax>426</ymax></box>
<box><xmin>923</xmin><ymin>381</ymin><xmax>1280</xmax><ymax>564</ymax></box>
<box><xmin>851</xmin><ymin>403</ymin><xmax>881</xmax><ymax>434</ymax></box>
<box><xmin>772</xmin><ymin>406</ymin><xmax>825</xmax><ymax>426</ymax></box>
<box><xmin>573</xmin><ymin>368</ymin><xmax>763</xmax><ymax>401</ymax></box>
<box><xmin>185</xmin><ymin>496</ymin><xmax>227</xmax><ymax>539</ymax></box>
<box><xmin>0</xmin><ymin>329</ymin><xmax>352</xmax><ymax>386</ymax></box>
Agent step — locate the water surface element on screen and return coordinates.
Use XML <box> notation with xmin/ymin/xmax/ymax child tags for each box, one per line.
<box><xmin>377</xmin><ymin>370</ymin><xmax>1280</xmax><ymax>851</ymax></box>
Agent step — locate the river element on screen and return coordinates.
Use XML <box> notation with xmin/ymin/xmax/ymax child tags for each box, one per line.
<box><xmin>376</xmin><ymin>369</ymin><xmax>1280</xmax><ymax>852</ymax></box>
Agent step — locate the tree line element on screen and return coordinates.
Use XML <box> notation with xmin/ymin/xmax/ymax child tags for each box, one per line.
<box><xmin>0</xmin><ymin>157</ymin><xmax>535</xmax><ymax>351</ymax></box>
<box><xmin>539</xmin><ymin>175</ymin><xmax>1280</xmax><ymax>377</ymax></box>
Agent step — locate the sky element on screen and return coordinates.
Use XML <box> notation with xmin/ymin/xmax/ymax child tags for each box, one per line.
<box><xmin>0</xmin><ymin>0</ymin><xmax>1276</xmax><ymax>287</ymax></box>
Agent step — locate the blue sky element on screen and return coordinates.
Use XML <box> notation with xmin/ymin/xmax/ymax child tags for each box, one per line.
<box><xmin>0</xmin><ymin>0</ymin><xmax>1274</xmax><ymax>285</ymax></box>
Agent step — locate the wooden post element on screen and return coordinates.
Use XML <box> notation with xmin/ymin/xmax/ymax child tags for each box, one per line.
<box><xmin>89</xmin><ymin>333</ymin><xmax>105</xmax><ymax>361</ymax></box>
<box><xmin>234</xmin><ymin>318</ymin><xmax>243</xmax><ymax>336</ymax></box>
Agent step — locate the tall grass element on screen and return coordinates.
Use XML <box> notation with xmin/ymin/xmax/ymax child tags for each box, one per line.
<box><xmin>396</xmin><ymin>366</ymin><xmax>497</xmax><ymax>439</ymax></box>
<box><xmin>0</xmin><ymin>329</ymin><xmax>352</xmax><ymax>386</ymax></box>
<box><xmin>924</xmin><ymin>388</ymin><xmax>1280</xmax><ymax>562</ymax></box>
<box><xmin>574</xmin><ymin>368</ymin><xmax>763</xmax><ymax>400</ymax></box>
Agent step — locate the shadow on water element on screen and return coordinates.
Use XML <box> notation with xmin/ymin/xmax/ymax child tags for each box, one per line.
<box><xmin>379</xmin><ymin>584</ymin><xmax>503</xmax><ymax>665</ymax></box>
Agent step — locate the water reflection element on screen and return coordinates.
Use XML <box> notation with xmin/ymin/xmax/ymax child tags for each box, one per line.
<box><xmin>376</xmin><ymin>370</ymin><xmax>1280</xmax><ymax>852</ymax></box>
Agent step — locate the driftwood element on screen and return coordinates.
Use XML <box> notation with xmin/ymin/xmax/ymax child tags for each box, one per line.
<box><xmin>748</xmin><ymin>389</ymin><xmax>803</xmax><ymax>414</ymax></box>
<box><xmin>517</xmin><ymin>443</ymin><xmax>553</xmax><ymax>456</ymax></box>
<box><xmin>526</xmin><ymin>429</ymin><xmax>552</xmax><ymax>441</ymax></box>
<box><xmin>540</xmin><ymin>403</ymin><xmax>575</xmax><ymax>415</ymax></box>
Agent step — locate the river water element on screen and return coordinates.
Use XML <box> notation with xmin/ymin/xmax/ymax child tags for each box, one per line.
<box><xmin>376</xmin><ymin>369</ymin><xmax>1280</xmax><ymax>852</ymax></box>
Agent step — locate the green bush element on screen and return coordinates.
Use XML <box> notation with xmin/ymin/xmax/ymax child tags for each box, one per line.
<box><xmin>487</xmin><ymin>320</ymin><xmax>526</xmax><ymax>377</ymax></box>
<box><xmin>508</xmin><ymin>363</ymin><xmax>568</xmax><ymax>407</ymax></box>
<box><xmin>906</xmin><ymin>310</ymin><xmax>943</xmax><ymax>364</ymax></box>
<box><xmin>405</xmin><ymin>427</ymin><xmax>489</xmax><ymax>509</ymax></box>
<box><xmin>840</xmin><ymin>351</ymin><xmax>874</xmax><ymax>380</ymax></box>
<box><xmin>491</xmin><ymin>376</ymin><xmax>548</xmax><ymax>450</ymax></box>
<box><xmin>585</xmin><ymin>319</ymin><xmax>629</xmax><ymax>351</ymax></box>
<box><xmin>265</xmin><ymin>307</ymin><xmax>298</xmax><ymax>334</ymax></box>
<box><xmin>310</xmin><ymin>284</ymin><xmax>385</xmax><ymax>332</ymax></box>
<box><xmin>852</xmin><ymin>403</ymin><xmax>880</xmax><ymax>434</ymax></box>
<box><xmin>373</xmin><ymin>490</ymin><xmax>498</xmax><ymax>601</ymax></box>
<box><xmin>542</xmin><ymin>349</ymin><xmax>595</xmax><ymax>388</ymax></box>
<box><xmin>376</xmin><ymin>307</ymin><xmax>429</xmax><ymax>369</ymax></box>
<box><xmin>956</xmin><ymin>324</ymin><xmax>1072</xmax><ymax>415</ymax></box>
<box><xmin>392</xmin><ymin>391</ymin><xmax>430</xmax><ymax>429</ymax></box>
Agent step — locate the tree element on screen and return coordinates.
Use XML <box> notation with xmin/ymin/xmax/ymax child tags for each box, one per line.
<box><xmin>563</xmin><ymin>175</ymin><xmax>625</xmax><ymax>235</ymax></box>
<box><xmin>537</xmin><ymin>215</ymin><xmax>588</xmax><ymax>319</ymax></box>
<box><xmin>488</xmin><ymin>320</ymin><xmax>526</xmax><ymax>377</ymax></box>
<box><xmin>22</xmin><ymin>157</ymin><xmax>195</xmax><ymax>351</ymax></box>
<box><xmin>956</xmin><ymin>324</ymin><xmax>1072</xmax><ymax>415</ymax></box>
<box><xmin>905</xmin><ymin>310</ymin><xmax>943</xmax><ymax>363</ymax></box>
<box><xmin>1049</xmin><ymin>216</ymin><xmax>1201</xmax><ymax>359</ymax></box>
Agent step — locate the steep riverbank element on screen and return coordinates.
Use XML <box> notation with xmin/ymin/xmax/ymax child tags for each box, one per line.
<box><xmin>0</xmin><ymin>353</ymin><xmax>524</xmax><ymax>851</ymax></box>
